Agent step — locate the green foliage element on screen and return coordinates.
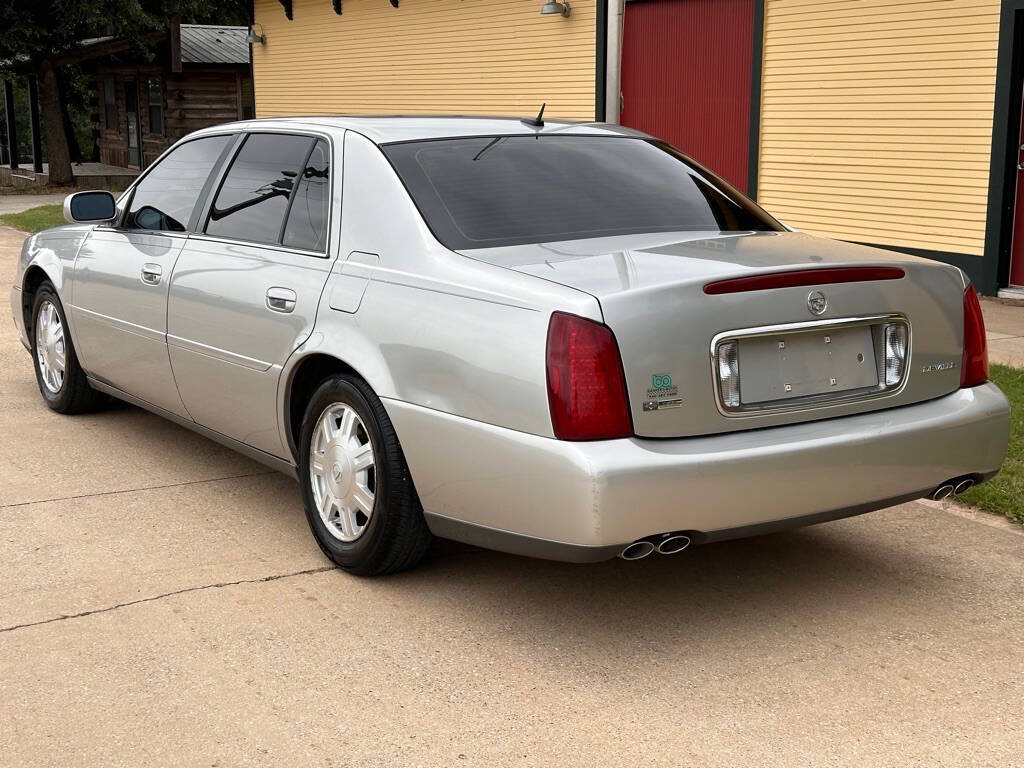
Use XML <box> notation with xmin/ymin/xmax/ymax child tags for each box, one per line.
<box><xmin>0</xmin><ymin>204</ymin><xmax>65</xmax><ymax>233</ymax></box>
<box><xmin>958</xmin><ymin>363</ymin><xmax>1024</xmax><ymax>525</ymax></box>
<box><xmin>0</xmin><ymin>0</ymin><xmax>249</xmax><ymax>72</ymax></box>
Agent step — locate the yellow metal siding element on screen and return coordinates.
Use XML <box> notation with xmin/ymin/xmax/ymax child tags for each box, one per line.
<box><xmin>252</xmin><ymin>0</ymin><xmax>596</xmax><ymax>120</ymax></box>
<box><xmin>758</xmin><ymin>0</ymin><xmax>1000</xmax><ymax>256</ymax></box>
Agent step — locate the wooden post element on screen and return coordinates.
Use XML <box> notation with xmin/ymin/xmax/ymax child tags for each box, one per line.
<box><xmin>27</xmin><ymin>75</ymin><xmax>43</xmax><ymax>173</ymax></box>
<box><xmin>3</xmin><ymin>80</ymin><xmax>19</xmax><ymax>169</ymax></box>
<box><xmin>170</xmin><ymin>17</ymin><xmax>182</xmax><ymax>74</ymax></box>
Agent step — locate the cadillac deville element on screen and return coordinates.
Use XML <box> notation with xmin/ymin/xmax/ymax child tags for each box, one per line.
<box><xmin>10</xmin><ymin>117</ymin><xmax>1011</xmax><ymax>574</ymax></box>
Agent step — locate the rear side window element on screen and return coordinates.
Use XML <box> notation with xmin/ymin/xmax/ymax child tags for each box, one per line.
<box><xmin>282</xmin><ymin>139</ymin><xmax>330</xmax><ymax>252</ymax></box>
<box><xmin>206</xmin><ymin>133</ymin><xmax>316</xmax><ymax>246</ymax></box>
<box><xmin>383</xmin><ymin>136</ymin><xmax>781</xmax><ymax>250</ymax></box>
<box><xmin>125</xmin><ymin>134</ymin><xmax>231</xmax><ymax>232</ymax></box>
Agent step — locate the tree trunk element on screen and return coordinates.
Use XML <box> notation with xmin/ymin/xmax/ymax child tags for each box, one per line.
<box><xmin>37</xmin><ymin>59</ymin><xmax>73</xmax><ymax>186</ymax></box>
<box><xmin>58</xmin><ymin>72</ymin><xmax>82</xmax><ymax>164</ymax></box>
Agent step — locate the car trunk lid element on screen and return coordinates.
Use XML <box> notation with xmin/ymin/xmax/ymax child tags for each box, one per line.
<box><xmin>462</xmin><ymin>230</ymin><xmax>968</xmax><ymax>438</ymax></box>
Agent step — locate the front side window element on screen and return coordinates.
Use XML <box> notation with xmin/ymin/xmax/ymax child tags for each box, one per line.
<box><xmin>282</xmin><ymin>139</ymin><xmax>330</xmax><ymax>252</ymax></box>
<box><xmin>125</xmin><ymin>134</ymin><xmax>232</xmax><ymax>232</ymax></box>
<box><xmin>147</xmin><ymin>77</ymin><xmax>163</xmax><ymax>135</ymax></box>
<box><xmin>206</xmin><ymin>133</ymin><xmax>315</xmax><ymax>246</ymax></box>
<box><xmin>383</xmin><ymin>136</ymin><xmax>782</xmax><ymax>250</ymax></box>
<box><xmin>103</xmin><ymin>77</ymin><xmax>117</xmax><ymax>131</ymax></box>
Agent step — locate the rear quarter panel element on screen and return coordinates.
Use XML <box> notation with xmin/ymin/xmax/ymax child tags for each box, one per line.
<box><xmin>281</xmin><ymin>130</ymin><xmax>601</xmax><ymax>449</ymax></box>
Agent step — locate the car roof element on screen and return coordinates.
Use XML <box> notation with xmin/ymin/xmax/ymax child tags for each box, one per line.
<box><xmin>188</xmin><ymin>115</ymin><xmax>651</xmax><ymax>145</ymax></box>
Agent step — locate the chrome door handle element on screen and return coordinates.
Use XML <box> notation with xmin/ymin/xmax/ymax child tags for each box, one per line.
<box><xmin>266</xmin><ymin>286</ymin><xmax>297</xmax><ymax>313</ymax></box>
<box><xmin>141</xmin><ymin>263</ymin><xmax>162</xmax><ymax>285</ymax></box>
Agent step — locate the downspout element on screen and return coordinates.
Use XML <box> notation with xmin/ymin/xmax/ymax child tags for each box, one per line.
<box><xmin>605</xmin><ymin>0</ymin><xmax>625</xmax><ymax>123</ymax></box>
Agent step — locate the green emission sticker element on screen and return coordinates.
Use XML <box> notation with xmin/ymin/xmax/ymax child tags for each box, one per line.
<box><xmin>644</xmin><ymin>373</ymin><xmax>680</xmax><ymax>411</ymax></box>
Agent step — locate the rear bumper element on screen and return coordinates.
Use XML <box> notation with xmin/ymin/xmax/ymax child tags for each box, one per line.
<box><xmin>385</xmin><ymin>382</ymin><xmax>1011</xmax><ymax>562</ymax></box>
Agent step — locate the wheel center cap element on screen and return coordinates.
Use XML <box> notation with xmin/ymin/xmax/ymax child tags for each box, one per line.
<box><xmin>326</xmin><ymin>448</ymin><xmax>353</xmax><ymax>497</ymax></box>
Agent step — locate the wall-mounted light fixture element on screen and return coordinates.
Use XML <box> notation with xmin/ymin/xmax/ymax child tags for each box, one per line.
<box><xmin>540</xmin><ymin>0</ymin><xmax>571</xmax><ymax>16</ymax></box>
<box><xmin>246</xmin><ymin>23</ymin><xmax>266</xmax><ymax>44</ymax></box>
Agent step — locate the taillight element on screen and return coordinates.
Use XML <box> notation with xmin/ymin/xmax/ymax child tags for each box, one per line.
<box><xmin>961</xmin><ymin>283</ymin><xmax>989</xmax><ymax>388</ymax></box>
<box><xmin>546</xmin><ymin>312</ymin><xmax>633</xmax><ymax>440</ymax></box>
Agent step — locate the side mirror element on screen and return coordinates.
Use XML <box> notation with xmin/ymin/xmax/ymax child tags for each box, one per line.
<box><xmin>64</xmin><ymin>191</ymin><xmax>117</xmax><ymax>224</ymax></box>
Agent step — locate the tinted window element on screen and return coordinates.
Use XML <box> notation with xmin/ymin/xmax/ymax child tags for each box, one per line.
<box><xmin>383</xmin><ymin>136</ymin><xmax>781</xmax><ymax>250</ymax></box>
<box><xmin>206</xmin><ymin>133</ymin><xmax>314</xmax><ymax>245</ymax></box>
<box><xmin>126</xmin><ymin>134</ymin><xmax>231</xmax><ymax>232</ymax></box>
<box><xmin>282</xmin><ymin>139</ymin><xmax>330</xmax><ymax>252</ymax></box>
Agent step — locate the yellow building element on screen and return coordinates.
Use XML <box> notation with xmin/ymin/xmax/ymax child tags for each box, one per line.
<box><xmin>251</xmin><ymin>0</ymin><xmax>604</xmax><ymax>120</ymax></box>
<box><xmin>251</xmin><ymin>0</ymin><xmax>1024</xmax><ymax>295</ymax></box>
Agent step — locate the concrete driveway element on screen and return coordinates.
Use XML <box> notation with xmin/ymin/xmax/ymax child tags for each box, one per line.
<box><xmin>1</xmin><ymin>223</ymin><xmax>1022</xmax><ymax>767</ymax></box>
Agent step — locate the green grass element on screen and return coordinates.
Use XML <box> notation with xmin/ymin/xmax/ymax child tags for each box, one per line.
<box><xmin>958</xmin><ymin>363</ymin><xmax>1024</xmax><ymax>524</ymax></box>
<box><xmin>0</xmin><ymin>204</ymin><xmax>66</xmax><ymax>233</ymax></box>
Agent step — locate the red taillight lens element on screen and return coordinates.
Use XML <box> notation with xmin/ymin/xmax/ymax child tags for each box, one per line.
<box><xmin>546</xmin><ymin>312</ymin><xmax>633</xmax><ymax>441</ymax></box>
<box><xmin>961</xmin><ymin>283</ymin><xmax>989</xmax><ymax>388</ymax></box>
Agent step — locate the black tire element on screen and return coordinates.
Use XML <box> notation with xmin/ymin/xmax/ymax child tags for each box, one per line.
<box><xmin>297</xmin><ymin>374</ymin><xmax>432</xmax><ymax>575</ymax></box>
<box><xmin>29</xmin><ymin>282</ymin><xmax>106</xmax><ymax>414</ymax></box>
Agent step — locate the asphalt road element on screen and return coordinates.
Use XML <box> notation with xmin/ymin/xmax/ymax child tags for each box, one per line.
<box><xmin>1</xmin><ymin>223</ymin><xmax>1023</xmax><ymax>767</ymax></box>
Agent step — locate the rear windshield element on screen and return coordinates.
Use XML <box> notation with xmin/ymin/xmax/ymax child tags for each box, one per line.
<box><xmin>382</xmin><ymin>135</ymin><xmax>782</xmax><ymax>250</ymax></box>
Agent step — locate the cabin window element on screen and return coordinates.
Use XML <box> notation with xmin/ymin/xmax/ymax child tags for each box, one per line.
<box><xmin>103</xmin><ymin>77</ymin><xmax>117</xmax><ymax>131</ymax></box>
<box><xmin>147</xmin><ymin>78</ymin><xmax>164</xmax><ymax>135</ymax></box>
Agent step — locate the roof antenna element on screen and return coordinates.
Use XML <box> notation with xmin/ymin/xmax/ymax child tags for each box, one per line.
<box><xmin>521</xmin><ymin>103</ymin><xmax>546</xmax><ymax>128</ymax></box>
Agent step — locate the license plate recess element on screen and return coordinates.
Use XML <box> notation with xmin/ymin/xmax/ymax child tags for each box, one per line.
<box><xmin>738</xmin><ymin>325</ymin><xmax>879</xmax><ymax>405</ymax></box>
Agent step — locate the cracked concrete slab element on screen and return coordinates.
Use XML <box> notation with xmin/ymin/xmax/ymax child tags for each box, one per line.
<box><xmin>2</xmin><ymin>217</ymin><xmax>1023</xmax><ymax>766</ymax></box>
<box><xmin>0</xmin><ymin>472</ymin><xmax>324</xmax><ymax>629</ymax></box>
<box><xmin>0</xmin><ymin>507</ymin><xmax>1022</xmax><ymax>767</ymax></box>
<box><xmin>0</xmin><ymin>305</ymin><xmax>266</xmax><ymax>506</ymax></box>
<box><xmin>0</xmin><ymin>565</ymin><xmax>335</xmax><ymax>635</ymax></box>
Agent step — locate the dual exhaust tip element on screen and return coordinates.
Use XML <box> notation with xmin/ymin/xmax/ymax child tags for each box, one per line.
<box><xmin>623</xmin><ymin>477</ymin><xmax>978</xmax><ymax>559</ymax></box>
<box><xmin>619</xmin><ymin>534</ymin><xmax>691</xmax><ymax>561</ymax></box>
<box><xmin>931</xmin><ymin>477</ymin><xmax>975</xmax><ymax>501</ymax></box>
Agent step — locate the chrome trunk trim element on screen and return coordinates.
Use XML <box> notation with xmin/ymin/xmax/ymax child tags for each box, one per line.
<box><xmin>709</xmin><ymin>313</ymin><xmax>911</xmax><ymax>418</ymax></box>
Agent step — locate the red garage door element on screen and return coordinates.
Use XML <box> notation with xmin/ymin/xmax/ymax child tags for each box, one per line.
<box><xmin>620</xmin><ymin>0</ymin><xmax>754</xmax><ymax>192</ymax></box>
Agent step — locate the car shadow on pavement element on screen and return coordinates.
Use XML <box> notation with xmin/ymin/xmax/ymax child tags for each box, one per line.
<box><xmin>372</xmin><ymin>520</ymin><xmax>954</xmax><ymax>668</ymax></box>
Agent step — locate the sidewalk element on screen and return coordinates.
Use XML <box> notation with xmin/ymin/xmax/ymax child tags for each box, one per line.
<box><xmin>0</xmin><ymin>193</ymin><xmax>67</xmax><ymax>215</ymax></box>
<box><xmin>982</xmin><ymin>297</ymin><xmax>1024</xmax><ymax>367</ymax></box>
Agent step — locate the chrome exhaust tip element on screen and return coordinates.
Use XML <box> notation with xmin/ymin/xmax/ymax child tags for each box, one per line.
<box><xmin>619</xmin><ymin>541</ymin><xmax>656</xmax><ymax>560</ymax></box>
<box><xmin>656</xmin><ymin>534</ymin><xmax>691</xmax><ymax>555</ymax></box>
<box><xmin>954</xmin><ymin>478</ymin><xmax>975</xmax><ymax>495</ymax></box>
<box><xmin>932</xmin><ymin>484</ymin><xmax>955</xmax><ymax>501</ymax></box>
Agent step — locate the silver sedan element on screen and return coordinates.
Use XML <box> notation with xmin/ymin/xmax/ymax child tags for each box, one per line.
<box><xmin>10</xmin><ymin>117</ymin><xmax>1011</xmax><ymax>574</ymax></box>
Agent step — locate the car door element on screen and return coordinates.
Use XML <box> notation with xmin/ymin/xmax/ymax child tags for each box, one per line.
<box><xmin>167</xmin><ymin>132</ymin><xmax>336</xmax><ymax>458</ymax></box>
<box><xmin>71</xmin><ymin>133</ymin><xmax>235</xmax><ymax>418</ymax></box>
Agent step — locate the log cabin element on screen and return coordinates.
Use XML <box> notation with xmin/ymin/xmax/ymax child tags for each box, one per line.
<box><xmin>90</xmin><ymin>24</ymin><xmax>254</xmax><ymax>170</ymax></box>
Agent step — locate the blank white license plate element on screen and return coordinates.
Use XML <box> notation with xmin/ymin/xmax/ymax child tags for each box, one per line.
<box><xmin>738</xmin><ymin>326</ymin><xmax>878</xmax><ymax>405</ymax></box>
